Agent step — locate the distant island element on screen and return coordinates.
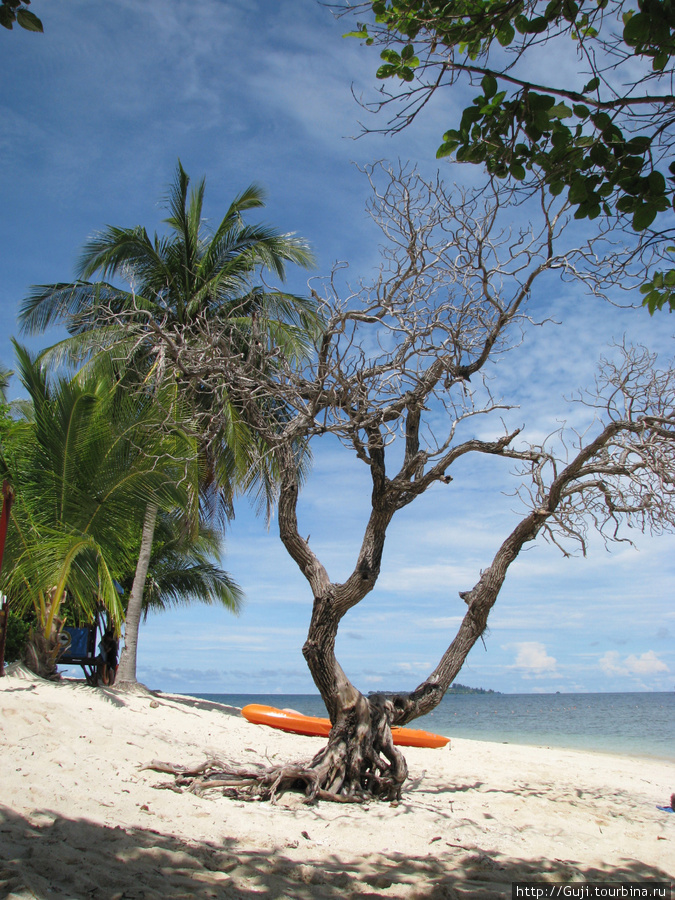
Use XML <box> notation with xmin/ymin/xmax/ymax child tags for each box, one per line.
<box><xmin>373</xmin><ymin>684</ymin><xmax>498</xmax><ymax>698</ymax></box>
<box><xmin>447</xmin><ymin>683</ymin><xmax>498</xmax><ymax>694</ymax></box>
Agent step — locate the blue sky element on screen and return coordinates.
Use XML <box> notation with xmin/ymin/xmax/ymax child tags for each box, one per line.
<box><xmin>2</xmin><ymin>0</ymin><xmax>673</xmax><ymax>696</ymax></box>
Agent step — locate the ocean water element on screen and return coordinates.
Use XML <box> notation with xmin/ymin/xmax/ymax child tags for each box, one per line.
<box><xmin>189</xmin><ymin>691</ymin><xmax>675</xmax><ymax>761</ymax></box>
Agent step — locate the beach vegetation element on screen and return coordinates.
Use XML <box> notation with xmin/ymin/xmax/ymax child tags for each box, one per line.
<box><xmin>18</xmin><ymin>160</ymin><xmax>320</xmax><ymax>684</ymax></box>
<box><xmin>342</xmin><ymin>0</ymin><xmax>675</xmax><ymax>312</ymax></box>
<box><xmin>1</xmin><ymin>607</ymin><xmax>32</xmax><ymax>663</ymax></box>
<box><xmin>0</xmin><ymin>363</ymin><xmax>12</xmax><ymax>403</ymax></box>
<box><xmin>447</xmin><ymin>683</ymin><xmax>496</xmax><ymax>694</ymax></box>
<box><xmin>0</xmin><ymin>344</ymin><xmax>196</xmax><ymax>679</ymax></box>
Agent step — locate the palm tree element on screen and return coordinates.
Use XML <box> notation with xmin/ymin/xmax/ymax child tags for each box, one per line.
<box><xmin>122</xmin><ymin>512</ymin><xmax>243</xmax><ymax>619</ymax></box>
<box><xmin>20</xmin><ymin>160</ymin><xmax>318</xmax><ymax>363</ymax></box>
<box><xmin>0</xmin><ymin>343</ymin><xmax>195</xmax><ymax>678</ymax></box>
<box><xmin>0</xmin><ymin>363</ymin><xmax>12</xmax><ymax>403</ymax></box>
<box><xmin>107</xmin><ymin>511</ymin><xmax>243</xmax><ymax>684</ymax></box>
<box><xmin>18</xmin><ymin>161</ymin><xmax>319</xmax><ymax>683</ymax></box>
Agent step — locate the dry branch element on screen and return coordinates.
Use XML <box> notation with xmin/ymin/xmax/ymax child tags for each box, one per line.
<box><xmin>85</xmin><ymin>165</ymin><xmax>674</xmax><ymax>801</ymax></box>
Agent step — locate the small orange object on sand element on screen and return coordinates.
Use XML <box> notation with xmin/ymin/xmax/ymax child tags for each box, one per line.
<box><xmin>241</xmin><ymin>704</ymin><xmax>450</xmax><ymax>749</ymax></box>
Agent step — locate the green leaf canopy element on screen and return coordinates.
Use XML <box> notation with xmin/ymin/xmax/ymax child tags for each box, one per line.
<box><xmin>0</xmin><ymin>343</ymin><xmax>194</xmax><ymax>635</ymax></box>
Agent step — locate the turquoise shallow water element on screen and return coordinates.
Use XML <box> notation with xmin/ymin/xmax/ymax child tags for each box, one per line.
<box><xmin>188</xmin><ymin>691</ymin><xmax>674</xmax><ymax>761</ymax></box>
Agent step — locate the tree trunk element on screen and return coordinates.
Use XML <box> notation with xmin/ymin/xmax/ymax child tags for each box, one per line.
<box><xmin>116</xmin><ymin>502</ymin><xmax>158</xmax><ymax>685</ymax></box>
<box><xmin>266</xmin><ymin>503</ymin><xmax>545</xmax><ymax>801</ymax></box>
<box><xmin>23</xmin><ymin>627</ymin><xmax>62</xmax><ymax>680</ymax></box>
<box><xmin>264</xmin><ymin>423</ymin><xmax>620</xmax><ymax>800</ymax></box>
<box><xmin>0</xmin><ymin>481</ymin><xmax>15</xmax><ymax>676</ymax></box>
<box><xmin>271</xmin><ymin>450</ymin><xmax>409</xmax><ymax>800</ymax></box>
<box><xmin>23</xmin><ymin>587</ymin><xmax>63</xmax><ymax>680</ymax></box>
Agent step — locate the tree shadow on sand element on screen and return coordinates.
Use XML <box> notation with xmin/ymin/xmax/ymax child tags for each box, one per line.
<box><xmin>1</xmin><ymin>806</ymin><xmax>672</xmax><ymax>900</ymax></box>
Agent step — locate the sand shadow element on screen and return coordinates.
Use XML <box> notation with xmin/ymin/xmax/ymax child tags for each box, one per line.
<box><xmin>1</xmin><ymin>806</ymin><xmax>671</xmax><ymax>900</ymax></box>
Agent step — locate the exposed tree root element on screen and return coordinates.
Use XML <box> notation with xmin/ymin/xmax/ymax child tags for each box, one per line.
<box><xmin>145</xmin><ymin>700</ymin><xmax>409</xmax><ymax>804</ymax></box>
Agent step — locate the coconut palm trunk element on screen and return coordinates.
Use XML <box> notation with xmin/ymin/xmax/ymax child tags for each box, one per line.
<box><xmin>116</xmin><ymin>501</ymin><xmax>158</xmax><ymax>684</ymax></box>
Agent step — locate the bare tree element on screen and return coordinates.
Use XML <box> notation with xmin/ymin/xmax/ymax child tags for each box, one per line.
<box><xmin>124</xmin><ymin>164</ymin><xmax>673</xmax><ymax>802</ymax></box>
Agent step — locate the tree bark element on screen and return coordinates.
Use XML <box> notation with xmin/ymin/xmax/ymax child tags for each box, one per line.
<box><xmin>116</xmin><ymin>501</ymin><xmax>158</xmax><ymax>684</ymax></box>
<box><xmin>273</xmin><ymin>446</ymin><xmax>410</xmax><ymax>799</ymax></box>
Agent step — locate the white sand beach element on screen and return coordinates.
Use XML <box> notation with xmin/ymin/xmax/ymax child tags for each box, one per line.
<box><xmin>1</xmin><ymin>665</ymin><xmax>673</xmax><ymax>899</ymax></box>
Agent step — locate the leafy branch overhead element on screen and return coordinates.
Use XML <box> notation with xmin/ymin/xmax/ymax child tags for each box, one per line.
<box><xmin>0</xmin><ymin>0</ymin><xmax>42</xmax><ymax>32</ymax></box>
<box><xmin>345</xmin><ymin>0</ymin><xmax>675</xmax><ymax>310</ymax></box>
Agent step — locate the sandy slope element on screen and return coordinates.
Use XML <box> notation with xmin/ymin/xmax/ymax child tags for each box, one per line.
<box><xmin>0</xmin><ymin>665</ymin><xmax>673</xmax><ymax>899</ymax></box>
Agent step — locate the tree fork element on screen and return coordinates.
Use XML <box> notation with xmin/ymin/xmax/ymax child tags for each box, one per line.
<box><xmin>131</xmin><ymin>167</ymin><xmax>674</xmax><ymax>805</ymax></box>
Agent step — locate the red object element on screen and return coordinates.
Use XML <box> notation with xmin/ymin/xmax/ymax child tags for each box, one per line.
<box><xmin>0</xmin><ymin>480</ymin><xmax>15</xmax><ymax>676</ymax></box>
<box><xmin>241</xmin><ymin>703</ymin><xmax>450</xmax><ymax>749</ymax></box>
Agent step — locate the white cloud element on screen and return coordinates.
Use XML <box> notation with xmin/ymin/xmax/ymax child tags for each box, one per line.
<box><xmin>599</xmin><ymin>650</ymin><xmax>621</xmax><ymax>674</ymax></box>
<box><xmin>510</xmin><ymin>642</ymin><xmax>558</xmax><ymax>675</ymax></box>
<box><xmin>627</xmin><ymin>651</ymin><xmax>669</xmax><ymax>675</ymax></box>
<box><xmin>600</xmin><ymin>649</ymin><xmax>669</xmax><ymax>676</ymax></box>
<box><xmin>395</xmin><ymin>660</ymin><xmax>435</xmax><ymax>672</ymax></box>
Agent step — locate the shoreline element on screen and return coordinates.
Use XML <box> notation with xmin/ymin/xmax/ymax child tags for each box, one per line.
<box><xmin>2</xmin><ymin>666</ymin><xmax>674</xmax><ymax>898</ymax></box>
<box><xmin>177</xmin><ymin>691</ymin><xmax>675</xmax><ymax>764</ymax></box>
<box><xmin>183</xmin><ymin>689</ymin><xmax>675</xmax><ymax>764</ymax></box>
<box><xmin>424</xmin><ymin>733</ymin><xmax>675</xmax><ymax>766</ymax></box>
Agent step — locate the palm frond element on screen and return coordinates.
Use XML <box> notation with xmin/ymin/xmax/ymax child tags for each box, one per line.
<box><xmin>0</xmin><ymin>362</ymin><xmax>13</xmax><ymax>402</ymax></box>
<box><xmin>142</xmin><ymin>558</ymin><xmax>242</xmax><ymax>615</ymax></box>
<box><xmin>0</xmin><ymin>344</ymin><xmax>198</xmax><ymax>634</ymax></box>
<box><xmin>16</xmin><ymin>159</ymin><xmax>321</xmax><ymax>539</ymax></box>
<box><xmin>119</xmin><ymin>509</ymin><xmax>244</xmax><ymax>617</ymax></box>
<box><xmin>19</xmin><ymin>281</ymin><xmax>154</xmax><ymax>337</ymax></box>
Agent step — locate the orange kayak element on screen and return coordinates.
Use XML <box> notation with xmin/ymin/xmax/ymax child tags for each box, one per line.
<box><xmin>241</xmin><ymin>704</ymin><xmax>450</xmax><ymax>749</ymax></box>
